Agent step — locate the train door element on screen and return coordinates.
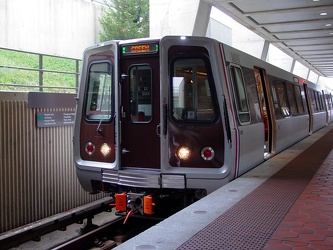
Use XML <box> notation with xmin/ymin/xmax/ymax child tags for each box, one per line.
<box><xmin>76</xmin><ymin>42</ymin><xmax>118</xmax><ymax>171</ymax></box>
<box><xmin>254</xmin><ymin>67</ymin><xmax>275</xmax><ymax>156</ymax></box>
<box><xmin>119</xmin><ymin>43</ymin><xmax>160</xmax><ymax>169</ymax></box>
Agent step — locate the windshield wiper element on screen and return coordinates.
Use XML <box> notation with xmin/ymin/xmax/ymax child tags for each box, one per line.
<box><xmin>96</xmin><ymin>75</ymin><xmax>111</xmax><ymax>133</ymax></box>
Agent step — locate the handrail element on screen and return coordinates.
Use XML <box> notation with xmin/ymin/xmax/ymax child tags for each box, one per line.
<box><xmin>0</xmin><ymin>47</ymin><xmax>81</xmax><ymax>93</ymax></box>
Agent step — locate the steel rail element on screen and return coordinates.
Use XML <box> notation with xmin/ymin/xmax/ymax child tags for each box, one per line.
<box><xmin>52</xmin><ymin>217</ymin><xmax>125</xmax><ymax>250</ymax></box>
<box><xmin>0</xmin><ymin>197</ymin><xmax>114</xmax><ymax>249</ymax></box>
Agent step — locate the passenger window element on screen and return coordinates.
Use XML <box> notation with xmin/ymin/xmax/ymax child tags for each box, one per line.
<box><xmin>328</xmin><ymin>93</ymin><xmax>333</xmax><ymax>111</ymax></box>
<box><xmin>318</xmin><ymin>91</ymin><xmax>324</xmax><ymax>111</ymax></box>
<box><xmin>274</xmin><ymin>81</ymin><xmax>290</xmax><ymax>117</ymax></box>
<box><xmin>129</xmin><ymin>65</ymin><xmax>152</xmax><ymax>123</ymax></box>
<box><xmin>309</xmin><ymin>89</ymin><xmax>317</xmax><ymax>112</ymax></box>
<box><xmin>85</xmin><ymin>62</ymin><xmax>112</xmax><ymax>120</ymax></box>
<box><xmin>286</xmin><ymin>83</ymin><xmax>298</xmax><ymax>115</ymax></box>
<box><xmin>171</xmin><ymin>58</ymin><xmax>216</xmax><ymax>122</ymax></box>
<box><xmin>294</xmin><ymin>85</ymin><xmax>304</xmax><ymax>114</ymax></box>
<box><xmin>315</xmin><ymin>92</ymin><xmax>320</xmax><ymax>111</ymax></box>
<box><xmin>230</xmin><ymin>65</ymin><xmax>250</xmax><ymax>124</ymax></box>
<box><xmin>314</xmin><ymin>91</ymin><xmax>323</xmax><ymax>112</ymax></box>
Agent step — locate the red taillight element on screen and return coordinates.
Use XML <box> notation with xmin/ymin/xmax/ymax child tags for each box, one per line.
<box><xmin>201</xmin><ymin>147</ymin><xmax>215</xmax><ymax>161</ymax></box>
<box><xmin>85</xmin><ymin>142</ymin><xmax>95</xmax><ymax>155</ymax></box>
<box><xmin>203</xmin><ymin>149</ymin><xmax>212</xmax><ymax>158</ymax></box>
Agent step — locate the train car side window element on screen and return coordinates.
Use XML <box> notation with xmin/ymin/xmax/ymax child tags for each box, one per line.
<box><xmin>314</xmin><ymin>91</ymin><xmax>322</xmax><ymax>112</ymax></box>
<box><xmin>229</xmin><ymin>65</ymin><xmax>251</xmax><ymax>124</ymax></box>
<box><xmin>328</xmin><ymin>93</ymin><xmax>333</xmax><ymax>111</ymax></box>
<box><xmin>270</xmin><ymin>85</ymin><xmax>281</xmax><ymax>119</ymax></box>
<box><xmin>129</xmin><ymin>65</ymin><xmax>152</xmax><ymax>123</ymax></box>
<box><xmin>171</xmin><ymin>58</ymin><xmax>216</xmax><ymax>122</ymax></box>
<box><xmin>294</xmin><ymin>85</ymin><xmax>305</xmax><ymax>114</ymax></box>
<box><xmin>274</xmin><ymin>81</ymin><xmax>290</xmax><ymax>117</ymax></box>
<box><xmin>314</xmin><ymin>91</ymin><xmax>320</xmax><ymax>111</ymax></box>
<box><xmin>318</xmin><ymin>91</ymin><xmax>324</xmax><ymax>111</ymax></box>
<box><xmin>286</xmin><ymin>83</ymin><xmax>298</xmax><ymax>115</ymax></box>
<box><xmin>85</xmin><ymin>62</ymin><xmax>113</xmax><ymax>120</ymax></box>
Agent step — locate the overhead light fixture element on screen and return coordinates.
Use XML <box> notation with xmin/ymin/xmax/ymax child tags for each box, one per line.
<box><xmin>326</xmin><ymin>24</ymin><xmax>332</xmax><ymax>27</ymax></box>
<box><xmin>320</xmin><ymin>12</ymin><xmax>327</xmax><ymax>16</ymax></box>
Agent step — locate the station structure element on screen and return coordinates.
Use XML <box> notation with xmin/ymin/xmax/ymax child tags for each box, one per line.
<box><xmin>150</xmin><ymin>0</ymin><xmax>333</xmax><ymax>81</ymax></box>
<box><xmin>1</xmin><ymin>1</ymin><xmax>333</xmax><ymax>248</ymax></box>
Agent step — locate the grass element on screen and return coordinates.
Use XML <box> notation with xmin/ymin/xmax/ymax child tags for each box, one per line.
<box><xmin>0</xmin><ymin>49</ymin><xmax>81</xmax><ymax>93</ymax></box>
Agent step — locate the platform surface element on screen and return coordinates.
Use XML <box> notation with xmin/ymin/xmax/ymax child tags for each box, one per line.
<box><xmin>115</xmin><ymin>125</ymin><xmax>333</xmax><ymax>250</ymax></box>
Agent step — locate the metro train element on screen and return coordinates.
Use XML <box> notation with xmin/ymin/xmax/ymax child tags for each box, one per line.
<box><xmin>73</xmin><ymin>36</ymin><xmax>333</xmax><ymax>217</ymax></box>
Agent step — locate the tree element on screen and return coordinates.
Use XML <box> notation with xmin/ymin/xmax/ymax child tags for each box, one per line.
<box><xmin>99</xmin><ymin>0</ymin><xmax>149</xmax><ymax>42</ymax></box>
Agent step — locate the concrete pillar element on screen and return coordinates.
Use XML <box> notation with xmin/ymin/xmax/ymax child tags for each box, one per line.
<box><xmin>150</xmin><ymin>0</ymin><xmax>212</xmax><ymax>37</ymax></box>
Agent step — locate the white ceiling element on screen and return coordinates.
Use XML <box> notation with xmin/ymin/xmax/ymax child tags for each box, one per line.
<box><xmin>206</xmin><ymin>0</ymin><xmax>333</xmax><ymax>77</ymax></box>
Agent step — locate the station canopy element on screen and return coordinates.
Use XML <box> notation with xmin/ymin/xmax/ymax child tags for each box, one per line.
<box><xmin>207</xmin><ymin>0</ymin><xmax>333</xmax><ymax>78</ymax></box>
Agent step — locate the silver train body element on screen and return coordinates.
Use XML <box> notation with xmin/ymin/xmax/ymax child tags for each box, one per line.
<box><xmin>73</xmin><ymin>36</ymin><xmax>333</xmax><ymax>214</ymax></box>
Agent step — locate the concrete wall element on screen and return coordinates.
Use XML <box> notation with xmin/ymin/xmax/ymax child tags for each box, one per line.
<box><xmin>0</xmin><ymin>0</ymin><xmax>102</xmax><ymax>59</ymax></box>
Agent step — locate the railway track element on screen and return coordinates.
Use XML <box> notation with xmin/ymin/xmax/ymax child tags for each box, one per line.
<box><xmin>1</xmin><ymin>197</ymin><xmax>164</xmax><ymax>250</ymax></box>
<box><xmin>53</xmin><ymin>215</ymin><xmax>160</xmax><ymax>250</ymax></box>
<box><xmin>0</xmin><ymin>197</ymin><xmax>114</xmax><ymax>249</ymax></box>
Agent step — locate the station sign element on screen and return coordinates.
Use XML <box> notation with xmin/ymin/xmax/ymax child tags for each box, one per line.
<box><xmin>37</xmin><ymin>111</ymin><xmax>75</xmax><ymax>127</ymax></box>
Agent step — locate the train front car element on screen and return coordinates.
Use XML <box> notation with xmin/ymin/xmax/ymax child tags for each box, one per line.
<box><xmin>73</xmin><ymin>36</ymin><xmax>238</xmax><ymax>217</ymax></box>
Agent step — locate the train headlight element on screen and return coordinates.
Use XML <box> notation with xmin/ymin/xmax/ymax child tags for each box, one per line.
<box><xmin>177</xmin><ymin>146</ymin><xmax>191</xmax><ymax>160</ymax></box>
<box><xmin>201</xmin><ymin>147</ymin><xmax>215</xmax><ymax>161</ymax></box>
<box><xmin>100</xmin><ymin>143</ymin><xmax>111</xmax><ymax>157</ymax></box>
<box><xmin>85</xmin><ymin>142</ymin><xmax>95</xmax><ymax>156</ymax></box>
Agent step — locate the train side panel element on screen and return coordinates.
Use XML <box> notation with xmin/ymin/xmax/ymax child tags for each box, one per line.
<box><xmin>304</xmin><ymin>81</ymin><xmax>327</xmax><ymax>133</ymax></box>
<box><xmin>222</xmin><ymin>43</ymin><xmax>310</xmax><ymax>165</ymax></box>
<box><xmin>326</xmin><ymin>91</ymin><xmax>333</xmax><ymax>124</ymax></box>
<box><xmin>223</xmin><ymin>58</ymin><xmax>265</xmax><ymax>176</ymax></box>
<box><xmin>274</xmin><ymin>116</ymin><xmax>309</xmax><ymax>153</ymax></box>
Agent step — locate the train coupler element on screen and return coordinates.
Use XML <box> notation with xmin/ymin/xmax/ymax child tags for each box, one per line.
<box><xmin>110</xmin><ymin>192</ymin><xmax>155</xmax><ymax>223</ymax></box>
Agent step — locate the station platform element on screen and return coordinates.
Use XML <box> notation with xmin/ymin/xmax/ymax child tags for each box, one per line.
<box><xmin>115</xmin><ymin>125</ymin><xmax>333</xmax><ymax>250</ymax></box>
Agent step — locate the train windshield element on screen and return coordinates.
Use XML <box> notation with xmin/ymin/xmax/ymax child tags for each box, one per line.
<box><xmin>85</xmin><ymin>62</ymin><xmax>113</xmax><ymax>120</ymax></box>
<box><xmin>171</xmin><ymin>58</ymin><xmax>216</xmax><ymax>122</ymax></box>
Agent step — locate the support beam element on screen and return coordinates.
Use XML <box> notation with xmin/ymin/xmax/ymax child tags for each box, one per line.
<box><xmin>290</xmin><ymin>59</ymin><xmax>296</xmax><ymax>74</ymax></box>
<box><xmin>150</xmin><ymin>0</ymin><xmax>211</xmax><ymax>37</ymax></box>
<box><xmin>192</xmin><ymin>1</ymin><xmax>212</xmax><ymax>36</ymax></box>
<box><xmin>261</xmin><ymin>40</ymin><xmax>270</xmax><ymax>61</ymax></box>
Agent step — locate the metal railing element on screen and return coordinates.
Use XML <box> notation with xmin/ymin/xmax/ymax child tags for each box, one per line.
<box><xmin>0</xmin><ymin>47</ymin><xmax>81</xmax><ymax>93</ymax></box>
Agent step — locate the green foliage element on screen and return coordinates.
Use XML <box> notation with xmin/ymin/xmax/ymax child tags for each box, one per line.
<box><xmin>99</xmin><ymin>0</ymin><xmax>149</xmax><ymax>42</ymax></box>
<box><xmin>0</xmin><ymin>49</ymin><xmax>81</xmax><ymax>93</ymax></box>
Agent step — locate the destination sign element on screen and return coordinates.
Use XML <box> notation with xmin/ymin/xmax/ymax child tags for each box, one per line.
<box><xmin>37</xmin><ymin>111</ymin><xmax>75</xmax><ymax>127</ymax></box>
<box><xmin>121</xmin><ymin>43</ymin><xmax>158</xmax><ymax>55</ymax></box>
